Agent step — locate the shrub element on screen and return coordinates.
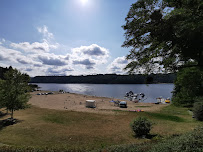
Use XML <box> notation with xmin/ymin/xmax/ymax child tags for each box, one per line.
<box><xmin>149</xmin><ymin>127</ymin><xmax>203</xmax><ymax>152</ymax></box>
<box><xmin>193</xmin><ymin>101</ymin><xmax>203</xmax><ymax>121</ymax></box>
<box><xmin>130</xmin><ymin>117</ymin><xmax>152</xmax><ymax>137</ymax></box>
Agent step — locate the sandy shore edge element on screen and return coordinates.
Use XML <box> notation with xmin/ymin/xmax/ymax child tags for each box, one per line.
<box><xmin>29</xmin><ymin>91</ymin><xmax>167</xmax><ymax>114</ymax></box>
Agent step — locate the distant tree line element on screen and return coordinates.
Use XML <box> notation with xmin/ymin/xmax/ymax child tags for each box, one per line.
<box><xmin>30</xmin><ymin>73</ymin><xmax>176</xmax><ymax>84</ymax></box>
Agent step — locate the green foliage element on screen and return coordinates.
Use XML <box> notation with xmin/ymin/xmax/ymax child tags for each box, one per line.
<box><xmin>123</xmin><ymin>0</ymin><xmax>203</xmax><ymax>108</ymax></box>
<box><xmin>0</xmin><ymin>68</ymin><xmax>30</xmax><ymax>119</ymax></box>
<box><xmin>149</xmin><ymin>127</ymin><xmax>203</xmax><ymax>152</ymax></box>
<box><xmin>131</xmin><ymin>117</ymin><xmax>152</xmax><ymax>137</ymax></box>
<box><xmin>193</xmin><ymin>101</ymin><xmax>203</xmax><ymax>121</ymax></box>
<box><xmin>103</xmin><ymin>127</ymin><xmax>203</xmax><ymax>152</ymax></box>
<box><xmin>145</xmin><ymin>112</ymin><xmax>185</xmax><ymax>122</ymax></box>
<box><xmin>0</xmin><ymin>80</ymin><xmax>3</xmax><ymax>109</ymax></box>
<box><xmin>99</xmin><ymin>144</ymin><xmax>140</xmax><ymax>152</ymax></box>
<box><xmin>122</xmin><ymin>0</ymin><xmax>203</xmax><ymax>73</ymax></box>
<box><xmin>172</xmin><ymin>67</ymin><xmax>203</xmax><ymax>106</ymax></box>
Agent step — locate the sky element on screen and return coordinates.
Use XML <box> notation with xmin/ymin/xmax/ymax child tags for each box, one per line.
<box><xmin>0</xmin><ymin>0</ymin><xmax>136</xmax><ymax>76</ymax></box>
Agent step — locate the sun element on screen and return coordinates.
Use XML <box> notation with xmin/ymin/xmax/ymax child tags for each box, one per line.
<box><xmin>81</xmin><ymin>0</ymin><xmax>88</xmax><ymax>5</ymax></box>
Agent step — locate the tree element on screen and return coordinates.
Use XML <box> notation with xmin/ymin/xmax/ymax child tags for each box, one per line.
<box><xmin>0</xmin><ymin>79</ymin><xmax>3</xmax><ymax>109</ymax></box>
<box><xmin>122</xmin><ymin>0</ymin><xmax>203</xmax><ymax>74</ymax></box>
<box><xmin>172</xmin><ymin>67</ymin><xmax>203</xmax><ymax>106</ymax></box>
<box><xmin>0</xmin><ymin>68</ymin><xmax>30</xmax><ymax>119</ymax></box>
<box><xmin>193</xmin><ymin>101</ymin><xmax>203</xmax><ymax>121</ymax></box>
<box><xmin>122</xmin><ymin>0</ymin><xmax>203</xmax><ymax>105</ymax></box>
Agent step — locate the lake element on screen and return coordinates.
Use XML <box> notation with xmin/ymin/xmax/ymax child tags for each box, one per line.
<box><xmin>34</xmin><ymin>83</ymin><xmax>174</xmax><ymax>103</ymax></box>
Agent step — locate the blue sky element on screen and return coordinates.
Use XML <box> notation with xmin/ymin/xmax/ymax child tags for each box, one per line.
<box><xmin>0</xmin><ymin>0</ymin><xmax>136</xmax><ymax>76</ymax></box>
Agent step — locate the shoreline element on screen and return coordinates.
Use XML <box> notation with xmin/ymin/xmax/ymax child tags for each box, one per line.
<box><xmin>30</xmin><ymin>82</ymin><xmax>174</xmax><ymax>84</ymax></box>
<box><xmin>29</xmin><ymin>91</ymin><xmax>168</xmax><ymax>114</ymax></box>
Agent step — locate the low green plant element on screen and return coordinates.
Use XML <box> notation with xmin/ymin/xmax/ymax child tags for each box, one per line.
<box><xmin>130</xmin><ymin>117</ymin><xmax>152</xmax><ymax>137</ymax></box>
<box><xmin>149</xmin><ymin>127</ymin><xmax>203</xmax><ymax>152</ymax></box>
<box><xmin>193</xmin><ymin>102</ymin><xmax>203</xmax><ymax>121</ymax></box>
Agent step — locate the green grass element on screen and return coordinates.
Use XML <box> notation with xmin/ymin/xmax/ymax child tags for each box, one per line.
<box><xmin>160</xmin><ymin>104</ymin><xmax>191</xmax><ymax>115</ymax></box>
<box><xmin>0</xmin><ymin>104</ymin><xmax>202</xmax><ymax>151</ymax></box>
<box><xmin>135</xmin><ymin>106</ymin><xmax>152</xmax><ymax>108</ymax></box>
<box><xmin>144</xmin><ymin>112</ymin><xmax>185</xmax><ymax>122</ymax></box>
<box><xmin>42</xmin><ymin>111</ymin><xmax>101</xmax><ymax>125</ymax></box>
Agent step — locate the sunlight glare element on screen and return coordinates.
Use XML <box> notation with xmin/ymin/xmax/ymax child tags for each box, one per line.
<box><xmin>81</xmin><ymin>0</ymin><xmax>88</xmax><ymax>5</ymax></box>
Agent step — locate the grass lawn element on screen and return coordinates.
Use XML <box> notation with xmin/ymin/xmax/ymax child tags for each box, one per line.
<box><xmin>0</xmin><ymin>104</ymin><xmax>202</xmax><ymax>151</ymax></box>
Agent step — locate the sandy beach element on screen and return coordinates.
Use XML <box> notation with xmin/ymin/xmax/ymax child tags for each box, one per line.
<box><xmin>29</xmin><ymin>91</ymin><xmax>168</xmax><ymax>114</ymax></box>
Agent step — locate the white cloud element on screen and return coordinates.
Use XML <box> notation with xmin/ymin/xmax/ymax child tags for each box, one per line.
<box><xmin>78</xmin><ymin>44</ymin><xmax>109</xmax><ymax>57</ymax></box>
<box><xmin>10</xmin><ymin>25</ymin><xmax>58</xmax><ymax>53</ymax></box>
<box><xmin>37</xmin><ymin>25</ymin><xmax>54</xmax><ymax>40</ymax></box>
<box><xmin>0</xmin><ymin>46</ymin><xmax>43</xmax><ymax>66</ymax></box>
<box><xmin>0</xmin><ymin>46</ymin><xmax>22</xmax><ymax>62</ymax></box>
<box><xmin>0</xmin><ymin>26</ymin><xmax>113</xmax><ymax>76</ymax></box>
<box><xmin>46</xmin><ymin>67</ymin><xmax>73</xmax><ymax>75</ymax></box>
<box><xmin>0</xmin><ymin>42</ymin><xmax>72</xmax><ymax>76</ymax></box>
<box><xmin>33</xmin><ymin>63</ymin><xmax>43</xmax><ymax>67</ymax></box>
<box><xmin>107</xmin><ymin>56</ymin><xmax>129</xmax><ymax>74</ymax></box>
<box><xmin>10</xmin><ymin>41</ymin><xmax>58</xmax><ymax>53</ymax></box>
<box><xmin>37</xmin><ymin>53</ymin><xmax>68</xmax><ymax>66</ymax></box>
<box><xmin>0</xmin><ymin>38</ymin><xmax>5</xmax><ymax>45</ymax></box>
<box><xmin>0</xmin><ymin>51</ymin><xmax>7</xmax><ymax>61</ymax></box>
<box><xmin>72</xmin><ymin>44</ymin><xmax>109</xmax><ymax>59</ymax></box>
<box><xmin>1</xmin><ymin>41</ymin><xmax>111</xmax><ymax>76</ymax></box>
<box><xmin>70</xmin><ymin>44</ymin><xmax>110</xmax><ymax>70</ymax></box>
<box><xmin>16</xmin><ymin>57</ymin><xmax>31</xmax><ymax>65</ymax></box>
<box><xmin>73</xmin><ymin>58</ymin><xmax>96</xmax><ymax>69</ymax></box>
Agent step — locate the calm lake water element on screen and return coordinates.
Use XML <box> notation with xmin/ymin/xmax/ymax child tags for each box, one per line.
<box><xmin>34</xmin><ymin>83</ymin><xmax>174</xmax><ymax>103</ymax></box>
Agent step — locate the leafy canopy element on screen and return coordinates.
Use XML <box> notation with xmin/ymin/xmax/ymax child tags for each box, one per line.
<box><xmin>172</xmin><ymin>67</ymin><xmax>203</xmax><ymax>106</ymax></box>
<box><xmin>0</xmin><ymin>68</ymin><xmax>30</xmax><ymax>118</ymax></box>
<box><xmin>122</xmin><ymin>0</ymin><xmax>203</xmax><ymax>74</ymax></box>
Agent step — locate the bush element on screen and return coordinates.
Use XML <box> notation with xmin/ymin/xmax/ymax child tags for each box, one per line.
<box><xmin>193</xmin><ymin>101</ymin><xmax>203</xmax><ymax>121</ymax></box>
<box><xmin>149</xmin><ymin>127</ymin><xmax>203</xmax><ymax>152</ymax></box>
<box><xmin>130</xmin><ymin>117</ymin><xmax>152</xmax><ymax>137</ymax></box>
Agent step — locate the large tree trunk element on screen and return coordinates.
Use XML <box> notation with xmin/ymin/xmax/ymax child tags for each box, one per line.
<box><xmin>11</xmin><ymin>109</ymin><xmax>14</xmax><ymax>119</ymax></box>
<box><xmin>198</xmin><ymin>50</ymin><xmax>203</xmax><ymax>68</ymax></box>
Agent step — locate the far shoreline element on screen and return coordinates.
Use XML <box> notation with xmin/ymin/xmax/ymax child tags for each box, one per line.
<box><xmin>30</xmin><ymin>73</ymin><xmax>176</xmax><ymax>84</ymax></box>
<box><xmin>30</xmin><ymin>82</ymin><xmax>174</xmax><ymax>84</ymax></box>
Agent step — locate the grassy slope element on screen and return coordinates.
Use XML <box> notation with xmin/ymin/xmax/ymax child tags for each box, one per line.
<box><xmin>0</xmin><ymin>104</ymin><xmax>202</xmax><ymax>151</ymax></box>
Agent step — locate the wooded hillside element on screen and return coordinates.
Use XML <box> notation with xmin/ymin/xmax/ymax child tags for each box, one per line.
<box><xmin>30</xmin><ymin>73</ymin><xmax>176</xmax><ymax>84</ymax></box>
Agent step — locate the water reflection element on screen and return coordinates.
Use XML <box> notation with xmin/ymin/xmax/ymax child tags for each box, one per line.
<box><xmin>35</xmin><ymin>83</ymin><xmax>174</xmax><ymax>103</ymax></box>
